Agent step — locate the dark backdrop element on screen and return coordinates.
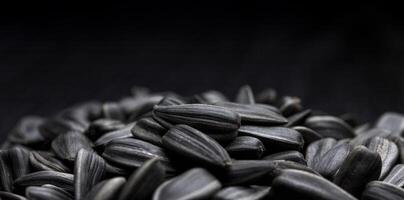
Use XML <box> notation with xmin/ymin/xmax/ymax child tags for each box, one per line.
<box><xmin>1</xmin><ymin>2</ymin><xmax>404</xmax><ymax>137</ymax></box>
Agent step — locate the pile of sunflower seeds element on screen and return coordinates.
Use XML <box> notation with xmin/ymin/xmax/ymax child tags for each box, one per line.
<box><xmin>1</xmin><ymin>85</ymin><xmax>404</xmax><ymax>200</ymax></box>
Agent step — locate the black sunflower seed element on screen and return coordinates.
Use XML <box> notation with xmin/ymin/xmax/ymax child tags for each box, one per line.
<box><xmin>305</xmin><ymin>138</ymin><xmax>337</xmax><ymax>169</ymax></box>
<box><xmin>279</xmin><ymin>96</ymin><xmax>302</xmax><ymax>117</ymax></box>
<box><xmin>221</xmin><ymin>160</ymin><xmax>275</xmax><ymax>185</ymax></box>
<box><xmin>212</xmin><ymin>186</ymin><xmax>270</xmax><ymax>200</ymax></box>
<box><xmin>389</xmin><ymin>136</ymin><xmax>404</xmax><ymax>164</ymax></box>
<box><xmin>119</xmin><ymin>95</ymin><xmax>163</xmax><ymax>120</ymax></box>
<box><xmin>270</xmin><ymin>169</ymin><xmax>357</xmax><ymax>200</ymax></box>
<box><xmin>162</xmin><ymin>124</ymin><xmax>231</xmax><ymax>169</ymax></box>
<box><xmin>86</xmin><ymin>177</ymin><xmax>126</xmax><ymax>200</ymax></box>
<box><xmin>0</xmin><ymin>150</ymin><xmax>13</xmax><ymax>192</ymax></box>
<box><xmin>238</xmin><ymin>126</ymin><xmax>304</xmax><ymax>152</ymax></box>
<box><xmin>350</xmin><ymin>128</ymin><xmax>392</xmax><ymax>147</ymax></box>
<box><xmin>364</xmin><ymin>137</ymin><xmax>399</xmax><ymax>179</ymax></box>
<box><xmin>305</xmin><ymin>116</ymin><xmax>355</xmax><ymax>139</ymax></box>
<box><xmin>14</xmin><ymin>171</ymin><xmax>74</xmax><ymax>192</ymax></box>
<box><xmin>118</xmin><ymin>158</ymin><xmax>165</xmax><ymax>200</ymax></box>
<box><xmin>29</xmin><ymin>151</ymin><xmax>70</xmax><ymax>173</ymax></box>
<box><xmin>256</xmin><ymin>88</ymin><xmax>277</xmax><ymax>105</ymax></box>
<box><xmin>225</xmin><ymin>136</ymin><xmax>265</xmax><ymax>159</ymax></box>
<box><xmin>74</xmin><ymin>149</ymin><xmax>106</xmax><ymax>200</ymax></box>
<box><xmin>153</xmin><ymin>104</ymin><xmax>241</xmax><ymax>131</ymax></box>
<box><xmin>333</xmin><ymin>146</ymin><xmax>382</xmax><ymax>197</ymax></box>
<box><xmin>51</xmin><ymin>132</ymin><xmax>93</xmax><ymax>162</ymax></box>
<box><xmin>102</xmin><ymin>138</ymin><xmax>169</xmax><ymax>169</ymax></box>
<box><xmin>26</xmin><ymin>185</ymin><xmax>73</xmax><ymax>200</ymax></box>
<box><xmin>201</xmin><ymin>90</ymin><xmax>228</xmax><ymax>104</ymax></box>
<box><xmin>213</xmin><ymin>102</ymin><xmax>288</xmax><ymax>125</ymax></box>
<box><xmin>375</xmin><ymin>112</ymin><xmax>404</xmax><ymax>135</ymax></box>
<box><xmin>94</xmin><ymin>123</ymin><xmax>134</xmax><ymax>148</ymax></box>
<box><xmin>263</xmin><ymin>150</ymin><xmax>307</xmax><ymax>165</ymax></box>
<box><xmin>362</xmin><ymin>181</ymin><xmax>404</xmax><ymax>200</ymax></box>
<box><xmin>39</xmin><ymin>118</ymin><xmax>86</xmax><ymax>141</ymax></box>
<box><xmin>157</xmin><ymin>95</ymin><xmax>185</xmax><ymax>107</ymax></box>
<box><xmin>85</xmin><ymin>119</ymin><xmax>126</xmax><ymax>141</ymax></box>
<box><xmin>131</xmin><ymin>117</ymin><xmax>166</xmax><ymax>146</ymax></box>
<box><xmin>285</xmin><ymin>109</ymin><xmax>312</xmax><ymax>127</ymax></box>
<box><xmin>292</xmin><ymin>126</ymin><xmax>322</xmax><ymax>146</ymax></box>
<box><xmin>9</xmin><ymin>147</ymin><xmax>30</xmax><ymax>179</ymax></box>
<box><xmin>0</xmin><ymin>191</ymin><xmax>27</xmax><ymax>200</ymax></box>
<box><xmin>8</xmin><ymin>116</ymin><xmax>45</xmax><ymax>146</ymax></box>
<box><xmin>105</xmin><ymin>162</ymin><xmax>131</xmax><ymax>176</ymax></box>
<box><xmin>101</xmin><ymin>102</ymin><xmax>125</xmax><ymax>121</ymax></box>
<box><xmin>235</xmin><ymin>85</ymin><xmax>255</xmax><ymax>104</ymax></box>
<box><xmin>383</xmin><ymin>164</ymin><xmax>404</xmax><ymax>187</ymax></box>
<box><xmin>152</xmin><ymin>168</ymin><xmax>221</xmax><ymax>200</ymax></box>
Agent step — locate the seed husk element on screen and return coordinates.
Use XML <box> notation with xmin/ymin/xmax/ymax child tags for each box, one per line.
<box><xmin>214</xmin><ymin>102</ymin><xmax>287</xmax><ymax>125</ymax></box>
<box><xmin>131</xmin><ymin>117</ymin><xmax>166</xmax><ymax>146</ymax></box>
<box><xmin>29</xmin><ymin>151</ymin><xmax>70</xmax><ymax>173</ymax></box>
<box><xmin>270</xmin><ymin>169</ymin><xmax>357</xmax><ymax>200</ymax></box>
<box><xmin>225</xmin><ymin>136</ymin><xmax>265</xmax><ymax>159</ymax></box>
<box><xmin>256</xmin><ymin>88</ymin><xmax>277</xmax><ymax>105</ymax></box>
<box><xmin>26</xmin><ymin>185</ymin><xmax>73</xmax><ymax>200</ymax></box>
<box><xmin>235</xmin><ymin>85</ymin><xmax>255</xmax><ymax>104</ymax></box>
<box><xmin>212</xmin><ymin>186</ymin><xmax>270</xmax><ymax>200</ymax></box>
<box><xmin>74</xmin><ymin>149</ymin><xmax>106</xmax><ymax>200</ymax></box>
<box><xmin>39</xmin><ymin>118</ymin><xmax>86</xmax><ymax>141</ymax></box>
<box><xmin>362</xmin><ymin>181</ymin><xmax>404</xmax><ymax>200</ymax></box>
<box><xmin>305</xmin><ymin>116</ymin><xmax>355</xmax><ymax>139</ymax></box>
<box><xmin>383</xmin><ymin>164</ymin><xmax>404</xmax><ymax>187</ymax></box>
<box><xmin>292</xmin><ymin>126</ymin><xmax>322</xmax><ymax>146</ymax></box>
<box><xmin>162</xmin><ymin>124</ymin><xmax>231</xmax><ymax>169</ymax></box>
<box><xmin>101</xmin><ymin>102</ymin><xmax>125</xmax><ymax>121</ymax></box>
<box><xmin>350</xmin><ymin>128</ymin><xmax>392</xmax><ymax>147</ymax></box>
<box><xmin>14</xmin><ymin>171</ymin><xmax>74</xmax><ymax>192</ymax></box>
<box><xmin>94</xmin><ymin>123</ymin><xmax>134</xmax><ymax>148</ymax></box>
<box><xmin>0</xmin><ymin>150</ymin><xmax>13</xmax><ymax>192</ymax></box>
<box><xmin>0</xmin><ymin>191</ymin><xmax>27</xmax><ymax>200</ymax></box>
<box><xmin>85</xmin><ymin>119</ymin><xmax>126</xmax><ymax>141</ymax></box>
<box><xmin>8</xmin><ymin>116</ymin><xmax>45</xmax><ymax>146</ymax></box>
<box><xmin>153</xmin><ymin>104</ymin><xmax>241</xmax><ymax>131</ymax></box>
<box><xmin>86</xmin><ymin>177</ymin><xmax>126</xmax><ymax>200</ymax></box>
<box><xmin>333</xmin><ymin>146</ymin><xmax>382</xmax><ymax>197</ymax></box>
<box><xmin>102</xmin><ymin>138</ymin><xmax>169</xmax><ymax>169</ymax></box>
<box><xmin>201</xmin><ymin>90</ymin><xmax>228</xmax><ymax>104</ymax></box>
<box><xmin>306</xmin><ymin>138</ymin><xmax>337</xmax><ymax>169</ymax></box>
<box><xmin>285</xmin><ymin>109</ymin><xmax>312</xmax><ymax>127</ymax></box>
<box><xmin>279</xmin><ymin>96</ymin><xmax>302</xmax><ymax>117</ymax></box>
<box><xmin>152</xmin><ymin>168</ymin><xmax>221</xmax><ymax>200</ymax></box>
<box><xmin>375</xmin><ymin>112</ymin><xmax>404</xmax><ymax>135</ymax></box>
<box><xmin>118</xmin><ymin>158</ymin><xmax>165</xmax><ymax>200</ymax></box>
<box><xmin>238</xmin><ymin>126</ymin><xmax>304</xmax><ymax>152</ymax></box>
<box><xmin>263</xmin><ymin>151</ymin><xmax>306</xmax><ymax>165</ymax></box>
<box><xmin>9</xmin><ymin>147</ymin><xmax>30</xmax><ymax>179</ymax></box>
<box><xmin>51</xmin><ymin>132</ymin><xmax>93</xmax><ymax>162</ymax></box>
<box><xmin>364</xmin><ymin>137</ymin><xmax>399</xmax><ymax>179</ymax></box>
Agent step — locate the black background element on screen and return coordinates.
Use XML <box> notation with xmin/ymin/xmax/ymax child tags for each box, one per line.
<box><xmin>1</xmin><ymin>2</ymin><xmax>404</xmax><ymax>138</ymax></box>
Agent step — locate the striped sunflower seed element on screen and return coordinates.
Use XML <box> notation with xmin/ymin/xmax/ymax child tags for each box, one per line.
<box><xmin>157</xmin><ymin>96</ymin><xmax>185</xmax><ymax>106</ymax></box>
<box><xmin>9</xmin><ymin>147</ymin><xmax>30</xmax><ymax>179</ymax></box>
<box><xmin>235</xmin><ymin>85</ymin><xmax>255</xmax><ymax>104</ymax></box>
<box><xmin>86</xmin><ymin>177</ymin><xmax>126</xmax><ymax>200</ymax></box>
<box><xmin>105</xmin><ymin>162</ymin><xmax>131</xmax><ymax>176</ymax></box>
<box><xmin>14</xmin><ymin>171</ymin><xmax>74</xmax><ymax>192</ymax></box>
<box><xmin>212</xmin><ymin>186</ymin><xmax>270</xmax><ymax>200</ymax></box>
<box><xmin>131</xmin><ymin>117</ymin><xmax>166</xmax><ymax>146</ymax></box>
<box><xmin>8</xmin><ymin>116</ymin><xmax>45</xmax><ymax>146</ymax></box>
<box><xmin>306</xmin><ymin>138</ymin><xmax>337</xmax><ymax>169</ymax></box>
<box><xmin>0</xmin><ymin>191</ymin><xmax>27</xmax><ymax>200</ymax></box>
<box><xmin>0</xmin><ymin>150</ymin><xmax>13</xmax><ymax>192</ymax></box>
<box><xmin>118</xmin><ymin>158</ymin><xmax>165</xmax><ymax>200</ymax></box>
<box><xmin>29</xmin><ymin>151</ymin><xmax>70</xmax><ymax>173</ymax></box>
<box><xmin>305</xmin><ymin>115</ymin><xmax>355</xmax><ymax>139</ymax></box>
<box><xmin>263</xmin><ymin>151</ymin><xmax>306</xmax><ymax>165</ymax></box>
<box><xmin>152</xmin><ymin>168</ymin><xmax>221</xmax><ymax>200</ymax></box>
<box><xmin>270</xmin><ymin>169</ymin><xmax>357</xmax><ymax>200</ymax></box>
<box><xmin>375</xmin><ymin>112</ymin><xmax>404</xmax><ymax>135</ymax></box>
<box><xmin>364</xmin><ymin>137</ymin><xmax>399</xmax><ymax>179</ymax></box>
<box><xmin>333</xmin><ymin>146</ymin><xmax>382</xmax><ymax>197</ymax></box>
<box><xmin>162</xmin><ymin>124</ymin><xmax>231</xmax><ymax>169</ymax></box>
<box><xmin>119</xmin><ymin>95</ymin><xmax>163</xmax><ymax>120</ymax></box>
<box><xmin>26</xmin><ymin>185</ymin><xmax>73</xmax><ymax>200</ymax></box>
<box><xmin>225</xmin><ymin>136</ymin><xmax>265</xmax><ymax>159</ymax></box>
<box><xmin>292</xmin><ymin>126</ymin><xmax>322</xmax><ymax>146</ymax></box>
<box><xmin>362</xmin><ymin>181</ymin><xmax>404</xmax><ymax>200</ymax></box>
<box><xmin>51</xmin><ymin>132</ymin><xmax>93</xmax><ymax>162</ymax></box>
<box><xmin>279</xmin><ymin>96</ymin><xmax>302</xmax><ymax>117</ymax></box>
<box><xmin>153</xmin><ymin>104</ymin><xmax>241</xmax><ymax>131</ymax></box>
<box><xmin>238</xmin><ymin>126</ymin><xmax>304</xmax><ymax>152</ymax></box>
<box><xmin>74</xmin><ymin>149</ymin><xmax>106</xmax><ymax>200</ymax></box>
<box><xmin>383</xmin><ymin>164</ymin><xmax>404</xmax><ymax>187</ymax></box>
<box><xmin>85</xmin><ymin>119</ymin><xmax>125</xmax><ymax>141</ymax></box>
<box><xmin>350</xmin><ymin>128</ymin><xmax>392</xmax><ymax>147</ymax></box>
<box><xmin>39</xmin><ymin>117</ymin><xmax>86</xmax><ymax>141</ymax></box>
<box><xmin>94</xmin><ymin>123</ymin><xmax>134</xmax><ymax>148</ymax></box>
<box><xmin>285</xmin><ymin>109</ymin><xmax>312</xmax><ymax>127</ymax></box>
<box><xmin>102</xmin><ymin>138</ymin><xmax>169</xmax><ymax>169</ymax></box>
<box><xmin>213</xmin><ymin>102</ymin><xmax>287</xmax><ymax>125</ymax></box>
<box><xmin>101</xmin><ymin>102</ymin><xmax>125</xmax><ymax>121</ymax></box>
<box><xmin>200</xmin><ymin>90</ymin><xmax>228</xmax><ymax>104</ymax></box>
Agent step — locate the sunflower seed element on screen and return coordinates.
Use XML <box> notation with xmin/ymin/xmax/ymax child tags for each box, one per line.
<box><xmin>102</xmin><ymin>102</ymin><xmax>125</xmax><ymax>121</ymax></box>
<box><xmin>39</xmin><ymin>118</ymin><xmax>86</xmax><ymax>141</ymax></box>
<box><xmin>119</xmin><ymin>95</ymin><xmax>163</xmax><ymax>119</ymax></box>
<box><xmin>270</xmin><ymin>169</ymin><xmax>357</xmax><ymax>200</ymax></box>
<box><xmin>305</xmin><ymin>116</ymin><xmax>355</xmax><ymax>139</ymax></box>
<box><xmin>350</xmin><ymin>128</ymin><xmax>392</xmax><ymax>147</ymax></box>
<box><xmin>238</xmin><ymin>126</ymin><xmax>304</xmax><ymax>152</ymax></box>
<box><xmin>85</xmin><ymin>119</ymin><xmax>125</xmax><ymax>141</ymax></box>
<box><xmin>306</xmin><ymin>138</ymin><xmax>337</xmax><ymax>169</ymax></box>
<box><xmin>389</xmin><ymin>136</ymin><xmax>404</xmax><ymax>164</ymax></box>
<box><xmin>51</xmin><ymin>132</ymin><xmax>93</xmax><ymax>162</ymax></box>
<box><xmin>364</xmin><ymin>137</ymin><xmax>399</xmax><ymax>179</ymax></box>
<box><xmin>14</xmin><ymin>171</ymin><xmax>74</xmax><ymax>192</ymax></box>
<box><xmin>0</xmin><ymin>150</ymin><xmax>13</xmax><ymax>192</ymax></box>
<box><xmin>213</xmin><ymin>102</ymin><xmax>288</xmax><ymax>125</ymax></box>
<box><xmin>263</xmin><ymin>151</ymin><xmax>306</xmax><ymax>165</ymax></box>
<box><xmin>285</xmin><ymin>109</ymin><xmax>312</xmax><ymax>127</ymax></box>
<box><xmin>8</xmin><ymin>116</ymin><xmax>45</xmax><ymax>146</ymax></box>
<box><xmin>86</xmin><ymin>177</ymin><xmax>126</xmax><ymax>200</ymax></box>
<box><xmin>226</xmin><ymin>136</ymin><xmax>265</xmax><ymax>159</ymax></box>
<box><xmin>333</xmin><ymin>146</ymin><xmax>382</xmax><ymax>197</ymax></box>
<box><xmin>201</xmin><ymin>90</ymin><xmax>228</xmax><ymax>104</ymax></box>
<box><xmin>131</xmin><ymin>117</ymin><xmax>166</xmax><ymax>146</ymax></box>
<box><xmin>162</xmin><ymin>124</ymin><xmax>231</xmax><ymax>169</ymax></box>
<box><xmin>105</xmin><ymin>162</ymin><xmax>131</xmax><ymax>176</ymax></box>
<box><xmin>74</xmin><ymin>149</ymin><xmax>106</xmax><ymax>200</ymax></box>
<box><xmin>118</xmin><ymin>158</ymin><xmax>165</xmax><ymax>200</ymax></box>
<box><xmin>26</xmin><ymin>185</ymin><xmax>73</xmax><ymax>200</ymax></box>
<box><xmin>221</xmin><ymin>160</ymin><xmax>276</xmax><ymax>185</ymax></box>
<box><xmin>383</xmin><ymin>164</ymin><xmax>404</xmax><ymax>187</ymax></box>
<box><xmin>312</xmin><ymin>140</ymin><xmax>352</xmax><ymax>179</ymax></box>
<box><xmin>279</xmin><ymin>96</ymin><xmax>302</xmax><ymax>117</ymax></box>
<box><xmin>94</xmin><ymin>123</ymin><xmax>134</xmax><ymax>148</ymax></box>
<box><xmin>102</xmin><ymin>138</ymin><xmax>169</xmax><ymax>169</ymax></box>
<box><xmin>292</xmin><ymin>126</ymin><xmax>322</xmax><ymax>145</ymax></box>
<box><xmin>375</xmin><ymin>112</ymin><xmax>404</xmax><ymax>135</ymax></box>
<box><xmin>153</xmin><ymin>104</ymin><xmax>241</xmax><ymax>131</ymax></box>
<box><xmin>9</xmin><ymin>147</ymin><xmax>30</xmax><ymax>179</ymax></box>
<box><xmin>212</xmin><ymin>186</ymin><xmax>270</xmax><ymax>200</ymax></box>
<box><xmin>235</xmin><ymin>85</ymin><xmax>255</xmax><ymax>104</ymax></box>
<box><xmin>29</xmin><ymin>151</ymin><xmax>70</xmax><ymax>173</ymax></box>
<box><xmin>256</xmin><ymin>88</ymin><xmax>277</xmax><ymax>105</ymax></box>
<box><xmin>362</xmin><ymin>181</ymin><xmax>404</xmax><ymax>200</ymax></box>
<box><xmin>157</xmin><ymin>96</ymin><xmax>185</xmax><ymax>106</ymax></box>
<box><xmin>153</xmin><ymin>168</ymin><xmax>221</xmax><ymax>200</ymax></box>
<box><xmin>0</xmin><ymin>191</ymin><xmax>27</xmax><ymax>200</ymax></box>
